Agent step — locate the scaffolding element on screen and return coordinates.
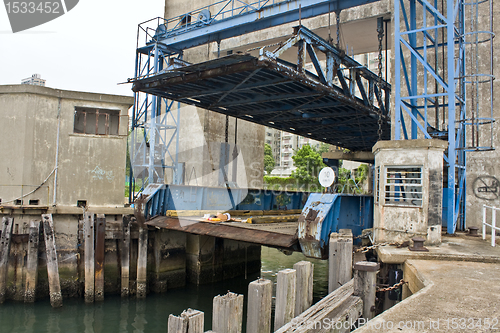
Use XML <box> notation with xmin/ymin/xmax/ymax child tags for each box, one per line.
<box><xmin>394</xmin><ymin>0</ymin><xmax>494</xmax><ymax>233</ymax></box>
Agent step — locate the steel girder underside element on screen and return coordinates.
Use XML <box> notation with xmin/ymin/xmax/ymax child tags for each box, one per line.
<box><xmin>132</xmin><ymin>28</ymin><xmax>390</xmax><ymax>151</ymax></box>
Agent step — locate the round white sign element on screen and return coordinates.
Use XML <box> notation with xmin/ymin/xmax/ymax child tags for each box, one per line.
<box><xmin>318</xmin><ymin>167</ymin><xmax>336</xmax><ymax>187</ymax></box>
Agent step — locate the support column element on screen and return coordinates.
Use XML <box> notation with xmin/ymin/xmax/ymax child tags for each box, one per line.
<box><xmin>95</xmin><ymin>214</ymin><xmax>105</xmax><ymax>301</ymax></box>
<box><xmin>293</xmin><ymin>260</ymin><xmax>313</xmax><ymax>315</ymax></box>
<box><xmin>213</xmin><ymin>292</ymin><xmax>244</xmax><ymax>333</ymax></box>
<box><xmin>137</xmin><ymin>226</ymin><xmax>148</xmax><ymax>298</ymax></box>
<box><xmin>353</xmin><ymin>261</ymin><xmax>379</xmax><ymax>320</ymax></box>
<box><xmin>42</xmin><ymin>214</ymin><xmax>63</xmax><ymax>308</ymax></box>
<box><xmin>25</xmin><ymin>220</ymin><xmax>40</xmax><ymax>303</ymax></box>
<box><xmin>0</xmin><ymin>216</ymin><xmax>14</xmax><ymax>303</ymax></box>
<box><xmin>120</xmin><ymin>215</ymin><xmax>131</xmax><ymax>297</ymax></box>
<box><xmin>84</xmin><ymin>212</ymin><xmax>94</xmax><ymax>303</ymax></box>
<box><xmin>274</xmin><ymin>268</ymin><xmax>296</xmax><ymax>329</ymax></box>
<box><xmin>246</xmin><ymin>279</ymin><xmax>272</xmax><ymax>333</ymax></box>
<box><xmin>329</xmin><ymin>229</ymin><xmax>353</xmax><ymax>293</ymax></box>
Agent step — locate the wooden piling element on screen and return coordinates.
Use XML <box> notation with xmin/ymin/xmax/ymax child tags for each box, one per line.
<box><xmin>328</xmin><ymin>229</ymin><xmax>353</xmax><ymax>293</ymax></box>
<box><xmin>246</xmin><ymin>278</ymin><xmax>272</xmax><ymax>333</ymax></box>
<box><xmin>274</xmin><ymin>269</ymin><xmax>296</xmax><ymax>330</ymax></box>
<box><xmin>24</xmin><ymin>220</ymin><xmax>40</xmax><ymax>303</ymax></box>
<box><xmin>84</xmin><ymin>212</ymin><xmax>95</xmax><ymax>303</ymax></box>
<box><xmin>293</xmin><ymin>261</ymin><xmax>313</xmax><ymax>315</ymax></box>
<box><xmin>168</xmin><ymin>309</ymin><xmax>204</xmax><ymax>333</ymax></box>
<box><xmin>95</xmin><ymin>214</ymin><xmax>105</xmax><ymax>302</ymax></box>
<box><xmin>120</xmin><ymin>215</ymin><xmax>131</xmax><ymax>297</ymax></box>
<box><xmin>0</xmin><ymin>216</ymin><xmax>14</xmax><ymax>303</ymax></box>
<box><xmin>353</xmin><ymin>261</ymin><xmax>379</xmax><ymax>320</ymax></box>
<box><xmin>42</xmin><ymin>214</ymin><xmax>62</xmax><ymax>308</ymax></box>
<box><xmin>213</xmin><ymin>292</ymin><xmax>244</xmax><ymax>333</ymax></box>
<box><xmin>137</xmin><ymin>226</ymin><xmax>148</xmax><ymax>298</ymax></box>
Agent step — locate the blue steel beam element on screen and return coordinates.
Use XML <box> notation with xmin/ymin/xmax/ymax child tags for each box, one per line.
<box><xmin>155</xmin><ymin>0</ymin><xmax>380</xmax><ymax>51</ymax></box>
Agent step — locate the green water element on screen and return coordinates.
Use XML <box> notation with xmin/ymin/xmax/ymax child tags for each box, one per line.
<box><xmin>0</xmin><ymin>247</ymin><xmax>328</xmax><ymax>333</ymax></box>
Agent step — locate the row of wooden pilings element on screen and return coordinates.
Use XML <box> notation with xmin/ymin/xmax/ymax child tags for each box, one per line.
<box><xmin>168</xmin><ymin>229</ymin><xmax>379</xmax><ymax>333</ymax></box>
<box><xmin>0</xmin><ymin>215</ymin><xmax>63</xmax><ymax>307</ymax></box>
<box><xmin>0</xmin><ymin>213</ymin><xmax>149</xmax><ymax>307</ymax></box>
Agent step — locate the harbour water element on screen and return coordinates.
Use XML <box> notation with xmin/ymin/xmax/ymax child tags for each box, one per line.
<box><xmin>0</xmin><ymin>247</ymin><xmax>328</xmax><ymax>333</ymax></box>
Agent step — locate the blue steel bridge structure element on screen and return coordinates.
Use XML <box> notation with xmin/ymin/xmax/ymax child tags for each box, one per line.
<box><xmin>128</xmin><ymin>0</ymin><xmax>494</xmax><ymax>235</ymax></box>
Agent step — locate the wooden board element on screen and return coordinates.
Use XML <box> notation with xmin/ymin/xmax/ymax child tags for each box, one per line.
<box><xmin>146</xmin><ymin>217</ymin><xmax>298</xmax><ymax>249</ymax></box>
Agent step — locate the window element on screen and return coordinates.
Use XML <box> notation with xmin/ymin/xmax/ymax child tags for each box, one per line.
<box><xmin>385</xmin><ymin>166</ymin><xmax>423</xmax><ymax>207</ymax></box>
<box><xmin>74</xmin><ymin>107</ymin><xmax>119</xmax><ymax>135</ymax></box>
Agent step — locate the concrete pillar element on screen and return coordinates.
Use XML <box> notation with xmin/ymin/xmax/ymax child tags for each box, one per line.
<box><xmin>353</xmin><ymin>261</ymin><xmax>379</xmax><ymax>320</ymax></box>
<box><xmin>186</xmin><ymin>235</ymin><xmax>260</xmax><ymax>285</ymax></box>
<box><xmin>152</xmin><ymin>230</ymin><xmax>186</xmax><ymax>292</ymax></box>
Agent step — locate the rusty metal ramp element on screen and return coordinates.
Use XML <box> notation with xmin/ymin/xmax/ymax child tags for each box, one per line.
<box><xmin>132</xmin><ymin>26</ymin><xmax>390</xmax><ymax>151</ymax></box>
<box><xmin>146</xmin><ymin>216</ymin><xmax>298</xmax><ymax>249</ymax></box>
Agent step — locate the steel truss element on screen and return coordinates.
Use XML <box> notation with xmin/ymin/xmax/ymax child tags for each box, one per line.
<box><xmin>394</xmin><ymin>0</ymin><xmax>494</xmax><ymax>233</ymax></box>
<box><xmin>132</xmin><ymin>25</ymin><xmax>391</xmax><ymax>152</ymax></box>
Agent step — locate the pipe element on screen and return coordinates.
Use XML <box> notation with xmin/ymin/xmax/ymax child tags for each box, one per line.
<box><xmin>53</xmin><ymin>98</ymin><xmax>62</xmax><ymax>206</ymax></box>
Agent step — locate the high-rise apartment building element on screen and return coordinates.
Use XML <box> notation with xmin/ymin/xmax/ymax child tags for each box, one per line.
<box><xmin>21</xmin><ymin>74</ymin><xmax>46</xmax><ymax>86</ymax></box>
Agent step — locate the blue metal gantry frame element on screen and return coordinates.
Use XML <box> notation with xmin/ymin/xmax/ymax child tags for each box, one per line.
<box><xmin>394</xmin><ymin>0</ymin><xmax>494</xmax><ymax>233</ymax></box>
<box><xmin>129</xmin><ymin>0</ymin><xmax>382</xmax><ymax>201</ymax></box>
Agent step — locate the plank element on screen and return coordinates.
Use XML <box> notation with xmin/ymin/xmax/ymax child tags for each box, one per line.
<box><xmin>275</xmin><ymin>279</ymin><xmax>355</xmax><ymax>333</ymax></box>
<box><xmin>146</xmin><ymin>217</ymin><xmax>297</xmax><ymax>248</ymax></box>
<box><xmin>42</xmin><ymin>214</ymin><xmax>62</xmax><ymax>308</ymax></box>
<box><xmin>0</xmin><ymin>216</ymin><xmax>14</xmax><ymax>303</ymax></box>
<box><xmin>24</xmin><ymin>220</ymin><xmax>40</xmax><ymax>303</ymax></box>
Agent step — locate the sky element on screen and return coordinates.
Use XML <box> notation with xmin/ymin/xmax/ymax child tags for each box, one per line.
<box><xmin>0</xmin><ymin>0</ymin><xmax>165</xmax><ymax>96</ymax></box>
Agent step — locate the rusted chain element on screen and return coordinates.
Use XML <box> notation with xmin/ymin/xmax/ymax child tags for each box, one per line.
<box><xmin>354</xmin><ymin>242</ymin><xmax>401</xmax><ymax>253</ymax></box>
<box><xmin>376</xmin><ymin>279</ymin><xmax>407</xmax><ymax>292</ymax></box>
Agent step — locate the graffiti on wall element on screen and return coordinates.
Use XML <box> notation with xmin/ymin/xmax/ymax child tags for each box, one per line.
<box><xmin>90</xmin><ymin>166</ymin><xmax>114</xmax><ymax>183</ymax></box>
<box><xmin>473</xmin><ymin>176</ymin><xmax>499</xmax><ymax>200</ymax></box>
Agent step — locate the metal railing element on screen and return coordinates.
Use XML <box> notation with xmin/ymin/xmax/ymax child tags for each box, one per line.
<box><xmin>482</xmin><ymin>205</ymin><xmax>500</xmax><ymax>247</ymax></box>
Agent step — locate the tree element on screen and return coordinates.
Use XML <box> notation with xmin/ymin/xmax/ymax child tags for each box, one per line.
<box><xmin>316</xmin><ymin>143</ymin><xmax>330</xmax><ymax>155</ymax></box>
<box><xmin>291</xmin><ymin>144</ymin><xmax>326</xmax><ymax>186</ymax></box>
<box><xmin>264</xmin><ymin>143</ymin><xmax>276</xmax><ymax>175</ymax></box>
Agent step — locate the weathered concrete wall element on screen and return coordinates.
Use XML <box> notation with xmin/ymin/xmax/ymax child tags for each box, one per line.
<box><xmin>373</xmin><ymin>139</ymin><xmax>447</xmax><ymax>245</ymax></box>
<box><xmin>0</xmin><ymin>85</ymin><xmax>133</xmax><ymax>208</ymax></box>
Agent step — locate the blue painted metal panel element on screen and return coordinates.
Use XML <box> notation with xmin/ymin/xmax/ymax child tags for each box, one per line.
<box><xmin>298</xmin><ymin>193</ymin><xmax>373</xmax><ymax>258</ymax></box>
<box><xmin>143</xmin><ymin>184</ymin><xmax>311</xmax><ymax>219</ymax></box>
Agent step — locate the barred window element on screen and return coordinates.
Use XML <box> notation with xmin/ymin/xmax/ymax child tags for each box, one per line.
<box><xmin>74</xmin><ymin>107</ymin><xmax>119</xmax><ymax>135</ymax></box>
<box><xmin>385</xmin><ymin>166</ymin><xmax>423</xmax><ymax>207</ymax></box>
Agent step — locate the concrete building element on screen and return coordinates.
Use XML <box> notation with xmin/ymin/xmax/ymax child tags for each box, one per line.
<box><xmin>0</xmin><ymin>84</ymin><xmax>134</xmax><ymax>299</ymax></box>
<box><xmin>21</xmin><ymin>74</ymin><xmax>46</xmax><ymax>86</ymax></box>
